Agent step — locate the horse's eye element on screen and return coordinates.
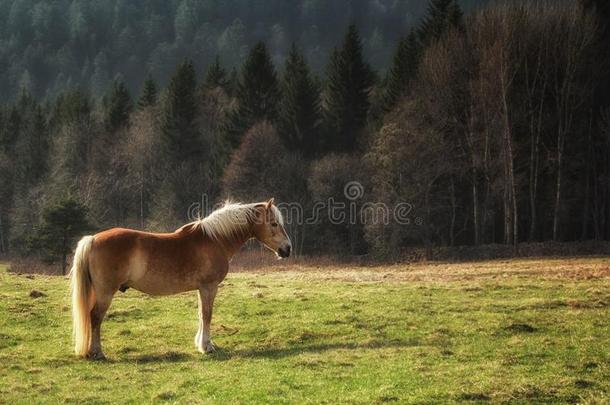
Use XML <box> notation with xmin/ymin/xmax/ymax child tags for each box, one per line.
<box><xmin>271</xmin><ymin>223</ymin><xmax>278</xmax><ymax>227</ymax></box>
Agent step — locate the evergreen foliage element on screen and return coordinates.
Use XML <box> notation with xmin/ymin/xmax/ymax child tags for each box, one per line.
<box><xmin>418</xmin><ymin>0</ymin><xmax>464</xmax><ymax>45</ymax></box>
<box><xmin>1</xmin><ymin>0</ymin><xmax>488</xmax><ymax>102</ymax></box>
<box><xmin>137</xmin><ymin>75</ymin><xmax>158</xmax><ymax>109</ymax></box>
<box><xmin>161</xmin><ymin>60</ymin><xmax>200</xmax><ymax>161</ymax></box>
<box><xmin>278</xmin><ymin>43</ymin><xmax>321</xmax><ymax>155</ymax></box>
<box><xmin>322</xmin><ymin>24</ymin><xmax>374</xmax><ymax>151</ymax></box>
<box><xmin>30</xmin><ymin>198</ymin><xmax>92</xmax><ymax>274</ymax></box>
<box><xmin>226</xmin><ymin>42</ymin><xmax>280</xmax><ymax>147</ymax></box>
<box><xmin>17</xmin><ymin>105</ymin><xmax>49</xmax><ymax>186</ymax></box>
<box><xmin>104</xmin><ymin>79</ymin><xmax>133</xmax><ymax>132</ymax></box>
<box><xmin>51</xmin><ymin>89</ymin><xmax>91</xmax><ymax>126</ymax></box>
<box><xmin>381</xmin><ymin>30</ymin><xmax>420</xmax><ymax>113</ymax></box>
<box><xmin>204</xmin><ymin>56</ymin><xmax>228</xmax><ymax>90</ymax></box>
<box><xmin>0</xmin><ymin>0</ymin><xmax>606</xmax><ymax>261</ymax></box>
<box><xmin>0</xmin><ymin>106</ymin><xmax>21</xmax><ymax>153</ymax></box>
<box><xmin>227</xmin><ymin>68</ymin><xmax>239</xmax><ymax>96</ymax></box>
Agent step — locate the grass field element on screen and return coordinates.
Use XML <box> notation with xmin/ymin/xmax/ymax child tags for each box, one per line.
<box><xmin>0</xmin><ymin>258</ymin><xmax>609</xmax><ymax>404</ymax></box>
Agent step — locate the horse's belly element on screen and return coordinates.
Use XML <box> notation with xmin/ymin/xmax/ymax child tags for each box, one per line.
<box><xmin>128</xmin><ymin>265</ymin><xmax>203</xmax><ymax>296</ymax></box>
<box><xmin>132</xmin><ymin>283</ymin><xmax>197</xmax><ymax>296</ymax></box>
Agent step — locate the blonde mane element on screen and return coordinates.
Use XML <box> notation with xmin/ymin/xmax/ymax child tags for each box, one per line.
<box><xmin>186</xmin><ymin>201</ymin><xmax>284</xmax><ymax>243</ymax></box>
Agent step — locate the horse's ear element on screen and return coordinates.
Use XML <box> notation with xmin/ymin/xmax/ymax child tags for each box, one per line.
<box><xmin>265</xmin><ymin>198</ymin><xmax>275</xmax><ymax>210</ymax></box>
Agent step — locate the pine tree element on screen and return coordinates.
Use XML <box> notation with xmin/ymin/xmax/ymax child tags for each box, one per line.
<box><xmin>137</xmin><ymin>74</ymin><xmax>158</xmax><ymax>109</ymax></box>
<box><xmin>161</xmin><ymin>59</ymin><xmax>200</xmax><ymax>161</ymax></box>
<box><xmin>381</xmin><ymin>30</ymin><xmax>420</xmax><ymax>113</ymax></box>
<box><xmin>104</xmin><ymin>79</ymin><xmax>133</xmax><ymax>132</ymax></box>
<box><xmin>227</xmin><ymin>67</ymin><xmax>239</xmax><ymax>97</ymax></box>
<box><xmin>17</xmin><ymin>88</ymin><xmax>35</xmax><ymax>112</ymax></box>
<box><xmin>20</xmin><ymin>105</ymin><xmax>49</xmax><ymax>185</ymax></box>
<box><xmin>447</xmin><ymin>0</ymin><xmax>464</xmax><ymax>31</ymax></box>
<box><xmin>204</xmin><ymin>56</ymin><xmax>227</xmax><ymax>90</ymax></box>
<box><xmin>226</xmin><ymin>42</ymin><xmax>280</xmax><ymax>147</ymax></box>
<box><xmin>418</xmin><ymin>0</ymin><xmax>463</xmax><ymax>46</ymax></box>
<box><xmin>322</xmin><ymin>24</ymin><xmax>374</xmax><ymax>152</ymax></box>
<box><xmin>30</xmin><ymin>198</ymin><xmax>92</xmax><ymax>274</ymax></box>
<box><xmin>0</xmin><ymin>105</ymin><xmax>23</xmax><ymax>153</ymax></box>
<box><xmin>51</xmin><ymin>89</ymin><xmax>91</xmax><ymax>127</ymax></box>
<box><xmin>0</xmin><ymin>106</ymin><xmax>21</xmax><ymax>153</ymax></box>
<box><xmin>0</xmin><ymin>109</ymin><xmax>4</xmax><ymax>148</ymax></box>
<box><xmin>278</xmin><ymin>43</ymin><xmax>320</xmax><ymax>155</ymax></box>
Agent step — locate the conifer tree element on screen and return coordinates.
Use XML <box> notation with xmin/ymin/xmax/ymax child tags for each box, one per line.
<box><xmin>51</xmin><ymin>89</ymin><xmax>91</xmax><ymax>127</ymax></box>
<box><xmin>161</xmin><ymin>60</ymin><xmax>200</xmax><ymax>161</ymax></box>
<box><xmin>0</xmin><ymin>106</ymin><xmax>20</xmax><ymax>153</ymax></box>
<box><xmin>20</xmin><ymin>106</ymin><xmax>49</xmax><ymax>185</ymax></box>
<box><xmin>447</xmin><ymin>0</ymin><xmax>464</xmax><ymax>30</ymax></box>
<box><xmin>104</xmin><ymin>79</ymin><xmax>133</xmax><ymax>132</ymax></box>
<box><xmin>322</xmin><ymin>24</ymin><xmax>374</xmax><ymax>151</ymax></box>
<box><xmin>137</xmin><ymin>74</ymin><xmax>158</xmax><ymax>109</ymax></box>
<box><xmin>381</xmin><ymin>30</ymin><xmax>419</xmax><ymax>113</ymax></box>
<box><xmin>30</xmin><ymin>198</ymin><xmax>92</xmax><ymax>274</ymax></box>
<box><xmin>418</xmin><ymin>0</ymin><xmax>463</xmax><ymax>46</ymax></box>
<box><xmin>226</xmin><ymin>42</ymin><xmax>280</xmax><ymax>147</ymax></box>
<box><xmin>278</xmin><ymin>43</ymin><xmax>320</xmax><ymax>155</ymax></box>
<box><xmin>0</xmin><ymin>109</ymin><xmax>3</xmax><ymax>149</ymax></box>
<box><xmin>227</xmin><ymin>67</ymin><xmax>239</xmax><ymax>96</ymax></box>
<box><xmin>204</xmin><ymin>56</ymin><xmax>227</xmax><ymax>89</ymax></box>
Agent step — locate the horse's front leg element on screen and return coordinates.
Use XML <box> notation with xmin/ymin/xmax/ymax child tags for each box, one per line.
<box><xmin>195</xmin><ymin>283</ymin><xmax>218</xmax><ymax>354</ymax></box>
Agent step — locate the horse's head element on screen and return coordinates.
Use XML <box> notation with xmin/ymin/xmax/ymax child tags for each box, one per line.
<box><xmin>253</xmin><ymin>198</ymin><xmax>292</xmax><ymax>258</ymax></box>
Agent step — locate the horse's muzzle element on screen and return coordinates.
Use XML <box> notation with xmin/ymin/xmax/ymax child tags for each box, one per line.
<box><xmin>278</xmin><ymin>245</ymin><xmax>291</xmax><ymax>258</ymax></box>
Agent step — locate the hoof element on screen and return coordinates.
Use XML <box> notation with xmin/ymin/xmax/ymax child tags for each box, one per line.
<box><xmin>86</xmin><ymin>351</ymin><xmax>106</xmax><ymax>360</ymax></box>
<box><xmin>204</xmin><ymin>341</ymin><xmax>217</xmax><ymax>354</ymax></box>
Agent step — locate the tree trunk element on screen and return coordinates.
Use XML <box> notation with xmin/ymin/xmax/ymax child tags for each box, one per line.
<box><xmin>604</xmin><ymin>129</ymin><xmax>610</xmax><ymax>240</ymax></box>
<box><xmin>581</xmin><ymin>115</ymin><xmax>594</xmax><ymax>240</ymax></box>
<box><xmin>140</xmin><ymin>176</ymin><xmax>145</xmax><ymax>230</ymax></box>
<box><xmin>61</xmin><ymin>230</ymin><xmax>68</xmax><ymax>275</ymax></box>
<box><xmin>0</xmin><ymin>215</ymin><xmax>5</xmax><ymax>255</ymax></box>
<box><xmin>499</xmin><ymin>53</ymin><xmax>517</xmax><ymax>246</ymax></box>
<box><xmin>466</xmin><ymin>96</ymin><xmax>480</xmax><ymax>246</ymax></box>
<box><xmin>553</xmin><ymin>129</ymin><xmax>564</xmax><ymax>241</ymax></box>
<box><xmin>528</xmin><ymin>138</ymin><xmax>539</xmax><ymax>242</ymax></box>
<box><xmin>528</xmin><ymin>85</ymin><xmax>544</xmax><ymax>241</ymax></box>
<box><xmin>471</xmin><ymin>169</ymin><xmax>479</xmax><ymax>245</ymax></box>
<box><xmin>504</xmin><ymin>103</ymin><xmax>518</xmax><ymax>247</ymax></box>
<box><xmin>424</xmin><ymin>187</ymin><xmax>433</xmax><ymax>260</ymax></box>
<box><xmin>481</xmin><ymin>125</ymin><xmax>492</xmax><ymax>244</ymax></box>
<box><xmin>503</xmin><ymin>162</ymin><xmax>511</xmax><ymax>245</ymax></box>
<box><xmin>581</xmin><ymin>162</ymin><xmax>591</xmax><ymax>240</ymax></box>
<box><xmin>449</xmin><ymin>177</ymin><xmax>456</xmax><ymax>246</ymax></box>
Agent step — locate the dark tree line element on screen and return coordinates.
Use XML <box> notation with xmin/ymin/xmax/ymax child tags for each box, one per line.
<box><xmin>366</xmin><ymin>0</ymin><xmax>610</xmax><ymax>254</ymax></box>
<box><xmin>0</xmin><ymin>0</ymin><xmax>609</xmax><ymax>263</ymax></box>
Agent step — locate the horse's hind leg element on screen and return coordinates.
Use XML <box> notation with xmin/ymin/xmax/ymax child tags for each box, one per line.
<box><xmin>195</xmin><ymin>283</ymin><xmax>218</xmax><ymax>354</ymax></box>
<box><xmin>88</xmin><ymin>291</ymin><xmax>115</xmax><ymax>360</ymax></box>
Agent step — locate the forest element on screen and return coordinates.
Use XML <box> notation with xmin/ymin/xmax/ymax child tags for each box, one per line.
<box><xmin>1</xmin><ymin>0</ymin><xmax>609</xmax><ymax>266</ymax></box>
<box><xmin>0</xmin><ymin>0</ymin><xmax>489</xmax><ymax>101</ymax></box>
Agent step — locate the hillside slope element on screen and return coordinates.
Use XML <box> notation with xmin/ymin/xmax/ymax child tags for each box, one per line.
<box><xmin>0</xmin><ymin>0</ymin><xmax>490</xmax><ymax>100</ymax></box>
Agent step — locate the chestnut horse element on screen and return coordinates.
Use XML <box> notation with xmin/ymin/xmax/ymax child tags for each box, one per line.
<box><xmin>69</xmin><ymin>199</ymin><xmax>291</xmax><ymax>359</ymax></box>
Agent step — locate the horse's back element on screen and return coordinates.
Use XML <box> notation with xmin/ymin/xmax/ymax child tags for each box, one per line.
<box><xmin>94</xmin><ymin>227</ymin><xmax>176</xmax><ymax>244</ymax></box>
<box><xmin>88</xmin><ymin>226</ymin><xmax>225</xmax><ymax>296</ymax></box>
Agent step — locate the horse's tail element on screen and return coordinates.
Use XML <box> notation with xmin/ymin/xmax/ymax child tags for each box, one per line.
<box><xmin>69</xmin><ymin>235</ymin><xmax>95</xmax><ymax>357</ymax></box>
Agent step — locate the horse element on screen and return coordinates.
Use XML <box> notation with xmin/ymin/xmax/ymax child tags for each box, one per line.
<box><xmin>69</xmin><ymin>198</ymin><xmax>291</xmax><ymax>359</ymax></box>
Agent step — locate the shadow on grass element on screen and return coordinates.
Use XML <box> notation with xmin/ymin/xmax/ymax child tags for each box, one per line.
<box><xmin>124</xmin><ymin>351</ymin><xmax>194</xmax><ymax>363</ymax></box>
<box><xmin>207</xmin><ymin>338</ymin><xmax>420</xmax><ymax>361</ymax></box>
<box><xmin>110</xmin><ymin>338</ymin><xmax>419</xmax><ymax>363</ymax></box>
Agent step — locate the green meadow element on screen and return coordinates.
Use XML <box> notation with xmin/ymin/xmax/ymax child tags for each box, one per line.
<box><xmin>0</xmin><ymin>259</ymin><xmax>608</xmax><ymax>404</ymax></box>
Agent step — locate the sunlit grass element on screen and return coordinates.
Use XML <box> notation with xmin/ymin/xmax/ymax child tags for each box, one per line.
<box><xmin>0</xmin><ymin>258</ymin><xmax>608</xmax><ymax>403</ymax></box>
